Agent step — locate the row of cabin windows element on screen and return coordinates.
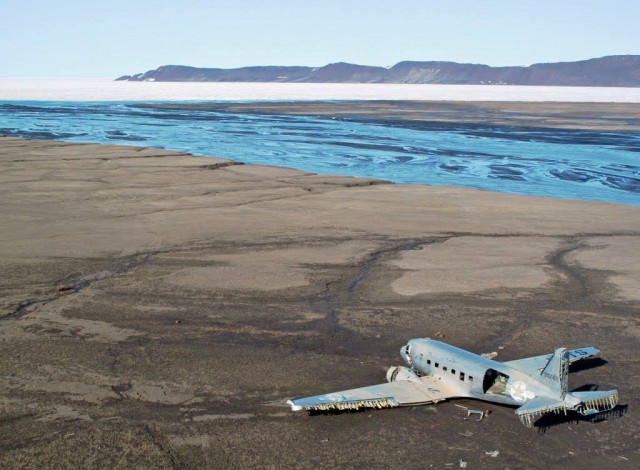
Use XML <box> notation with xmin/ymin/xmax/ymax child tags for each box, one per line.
<box><xmin>425</xmin><ymin>359</ymin><xmax>473</xmax><ymax>382</ymax></box>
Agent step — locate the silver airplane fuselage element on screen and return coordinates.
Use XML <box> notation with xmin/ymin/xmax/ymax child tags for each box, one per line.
<box><xmin>401</xmin><ymin>338</ymin><xmax>557</xmax><ymax>407</ymax></box>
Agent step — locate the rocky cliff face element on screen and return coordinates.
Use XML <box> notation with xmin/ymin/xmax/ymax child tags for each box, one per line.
<box><xmin>116</xmin><ymin>55</ymin><xmax>640</xmax><ymax>86</ymax></box>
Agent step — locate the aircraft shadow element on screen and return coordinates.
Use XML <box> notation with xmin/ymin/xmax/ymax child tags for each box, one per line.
<box><xmin>535</xmin><ymin>403</ymin><xmax>628</xmax><ymax>435</ymax></box>
<box><xmin>569</xmin><ymin>357</ymin><xmax>607</xmax><ymax>373</ymax></box>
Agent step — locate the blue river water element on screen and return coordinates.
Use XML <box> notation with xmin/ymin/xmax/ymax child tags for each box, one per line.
<box><xmin>1</xmin><ymin>101</ymin><xmax>639</xmax><ymax>205</ymax></box>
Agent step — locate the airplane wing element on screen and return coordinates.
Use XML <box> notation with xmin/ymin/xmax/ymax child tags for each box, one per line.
<box><xmin>504</xmin><ymin>347</ymin><xmax>600</xmax><ymax>375</ymax></box>
<box><xmin>288</xmin><ymin>375</ymin><xmax>454</xmax><ymax>412</ymax></box>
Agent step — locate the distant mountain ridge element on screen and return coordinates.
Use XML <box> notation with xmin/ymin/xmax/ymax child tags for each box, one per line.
<box><xmin>116</xmin><ymin>55</ymin><xmax>640</xmax><ymax>87</ymax></box>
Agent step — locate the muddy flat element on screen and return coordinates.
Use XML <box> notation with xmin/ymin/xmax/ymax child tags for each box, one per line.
<box><xmin>1</xmin><ymin>136</ymin><xmax>638</xmax><ymax>468</ymax></box>
<box><xmin>140</xmin><ymin>100</ymin><xmax>640</xmax><ymax>131</ymax></box>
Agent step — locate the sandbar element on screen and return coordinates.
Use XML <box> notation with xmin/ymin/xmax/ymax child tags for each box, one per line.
<box><xmin>1</xmin><ymin>136</ymin><xmax>639</xmax><ymax>468</ymax></box>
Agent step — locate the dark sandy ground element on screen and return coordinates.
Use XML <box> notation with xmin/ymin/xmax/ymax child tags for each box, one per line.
<box><xmin>1</xmin><ymin>135</ymin><xmax>639</xmax><ymax>469</ymax></box>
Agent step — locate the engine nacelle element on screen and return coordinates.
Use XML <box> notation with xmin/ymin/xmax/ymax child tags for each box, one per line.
<box><xmin>386</xmin><ymin>366</ymin><xmax>422</xmax><ymax>384</ymax></box>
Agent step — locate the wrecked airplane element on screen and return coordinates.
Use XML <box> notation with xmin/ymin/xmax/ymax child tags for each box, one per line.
<box><xmin>288</xmin><ymin>338</ymin><xmax>618</xmax><ymax>427</ymax></box>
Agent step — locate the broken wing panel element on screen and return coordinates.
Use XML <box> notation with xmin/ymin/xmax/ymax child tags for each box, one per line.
<box><xmin>515</xmin><ymin>396</ymin><xmax>567</xmax><ymax>427</ymax></box>
<box><xmin>288</xmin><ymin>376</ymin><xmax>453</xmax><ymax>412</ymax></box>
<box><xmin>505</xmin><ymin>347</ymin><xmax>600</xmax><ymax>375</ymax></box>
<box><xmin>569</xmin><ymin>390</ymin><xmax>619</xmax><ymax>415</ymax></box>
<box><xmin>515</xmin><ymin>389</ymin><xmax>619</xmax><ymax>427</ymax></box>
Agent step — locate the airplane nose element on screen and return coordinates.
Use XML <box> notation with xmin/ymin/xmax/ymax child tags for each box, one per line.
<box><xmin>401</xmin><ymin>343</ymin><xmax>413</xmax><ymax>367</ymax></box>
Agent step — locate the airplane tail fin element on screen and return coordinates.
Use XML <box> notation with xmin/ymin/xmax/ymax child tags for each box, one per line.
<box><xmin>539</xmin><ymin>347</ymin><xmax>569</xmax><ymax>398</ymax></box>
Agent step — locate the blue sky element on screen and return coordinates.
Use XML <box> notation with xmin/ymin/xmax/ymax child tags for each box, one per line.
<box><xmin>1</xmin><ymin>0</ymin><xmax>638</xmax><ymax>77</ymax></box>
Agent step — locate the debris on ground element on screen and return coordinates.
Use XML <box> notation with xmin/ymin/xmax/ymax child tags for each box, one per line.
<box><xmin>465</xmin><ymin>409</ymin><xmax>484</xmax><ymax>421</ymax></box>
<box><xmin>456</xmin><ymin>404</ymin><xmax>485</xmax><ymax>422</ymax></box>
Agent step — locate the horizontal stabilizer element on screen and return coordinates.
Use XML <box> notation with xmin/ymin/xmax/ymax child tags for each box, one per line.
<box><xmin>567</xmin><ymin>347</ymin><xmax>600</xmax><ymax>363</ymax></box>
<box><xmin>570</xmin><ymin>390</ymin><xmax>619</xmax><ymax>416</ymax></box>
<box><xmin>515</xmin><ymin>396</ymin><xmax>569</xmax><ymax>427</ymax></box>
<box><xmin>515</xmin><ymin>389</ymin><xmax>619</xmax><ymax>427</ymax></box>
<box><xmin>288</xmin><ymin>376</ymin><xmax>451</xmax><ymax>412</ymax></box>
